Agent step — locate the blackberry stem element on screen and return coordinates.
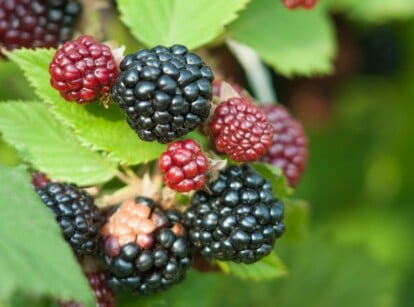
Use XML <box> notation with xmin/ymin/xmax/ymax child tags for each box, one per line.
<box><xmin>226</xmin><ymin>39</ymin><xmax>277</xmax><ymax>103</ymax></box>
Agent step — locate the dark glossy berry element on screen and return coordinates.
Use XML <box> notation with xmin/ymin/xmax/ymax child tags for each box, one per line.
<box><xmin>210</xmin><ymin>97</ymin><xmax>273</xmax><ymax>162</ymax></box>
<box><xmin>282</xmin><ymin>0</ymin><xmax>318</xmax><ymax>9</ymax></box>
<box><xmin>100</xmin><ymin>197</ymin><xmax>191</xmax><ymax>295</ymax></box>
<box><xmin>49</xmin><ymin>35</ymin><xmax>118</xmax><ymax>104</ymax></box>
<box><xmin>111</xmin><ymin>44</ymin><xmax>214</xmax><ymax>143</ymax></box>
<box><xmin>183</xmin><ymin>165</ymin><xmax>285</xmax><ymax>264</ymax></box>
<box><xmin>260</xmin><ymin>104</ymin><xmax>308</xmax><ymax>187</ymax></box>
<box><xmin>35</xmin><ymin>181</ymin><xmax>101</xmax><ymax>256</ymax></box>
<box><xmin>0</xmin><ymin>0</ymin><xmax>81</xmax><ymax>53</ymax></box>
<box><xmin>159</xmin><ymin>139</ymin><xmax>208</xmax><ymax>192</ymax></box>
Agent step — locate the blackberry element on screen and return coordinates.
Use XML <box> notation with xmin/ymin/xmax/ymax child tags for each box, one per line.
<box><xmin>111</xmin><ymin>44</ymin><xmax>214</xmax><ymax>143</ymax></box>
<box><xmin>100</xmin><ymin>197</ymin><xmax>192</xmax><ymax>295</ymax></box>
<box><xmin>183</xmin><ymin>165</ymin><xmax>285</xmax><ymax>264</ymax></box>
<box><xmin>159</xmin><ymin>139</ymin><xmax>208</xmax><ymax>192</ymax></box>
<box><xmin>210</xmin><ymin>97</ymin><xmax>274</xmax><ymax>162</ymax></box>
<box><xmin>60</xmin><ymin>270</ymin><xmax>115</xmax><ymax>307</ymax></box>
<box><xmin>260</xmin><ymin>104</ymin><xmax>308</xmax><ymax>187</ymax></box>
<box><xmin>0</xmin><ymin>0</ymin><xmax>82</xmax><ymax>53</ymax></box>
<box><xmin>35</xmin><ymin>182</ymin><xmax>101</xmax><ymax>256</ymax></box>
<box><xmin>49</xmin><ymin>35</ymin><xmax>118</xmax><ymax>104</ymax></box>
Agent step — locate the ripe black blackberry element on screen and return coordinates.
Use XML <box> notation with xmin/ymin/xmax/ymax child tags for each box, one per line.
<box><xmin>100</xmin><ymin>197</ymin><xmax>192</xmax><ymax>295</ymax></box>
<box><xmin>0</xmin><ymin>0</ymin><xmax>82</xmax><ymax>53</ymax></box>
<box><xmin>111</xmin><ymin>45</ymin><xmax>214</xmax><ymax>143</ymax></box>
<box><xmin>34</xmin><ymin>181</ymin><xmax>101</xmax><ymax>256</ymax></box>
<box><xmin>183</xmin><ymin>165</ymin><xmax>285</xmax><ymax>264</ymax></box>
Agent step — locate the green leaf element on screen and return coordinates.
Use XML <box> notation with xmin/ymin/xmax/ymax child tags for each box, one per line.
<box><xmin>0</xmin><ymin>101</ymin><xmax>116</xmax><ymax>185</ymax></box>
<box><xmin>327</xmin><ymin>0</ymin><xmax>414</xmax><ymax>22</ymax></box>
<box><xmin>251</xmin><ymin>162</ymin><xmax>292</xmax><ymax>198</ymax></box>
<box><xmin>227</xmin><ymin>0</ymin><xmax>336</xmax><ymax>76</ymax></box>
<box><xmin>283</xmin><ymin>198</ymin><xmax>309</xmax><ymax>241</ymax></box>
<box><xmin>217</xmin><ymin>251</ymin><xmax>287</xmax><ymax>281</ymax></box>
<box><xmin>117</xmin><ymin>0</ymin><xmax>250</xmax><ymax>49</ymax></box>
<box><xmin>8</xmin><ymin>49</ymin><xmax>165</xmax><ymax>165</ymax></box>
<box><xmin>0</xmin><ymin>165</ymin><xmax>93</xmax><ymax>303</ymax></box>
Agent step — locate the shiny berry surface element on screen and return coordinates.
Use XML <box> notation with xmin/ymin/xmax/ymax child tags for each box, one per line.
<box><xmin>49</xmin><ymin>35</ymin><xmax>118</xmax><ymax>104</ymax></box>
<box><xmin>159</xmin><ymin>139</ymin><xmax>207</xmax><ymax>192</ymax></box>
<box><xmin>210</xmin><ymin>97</ymin><xmax>273</xmax><ymax>162</ymax></box>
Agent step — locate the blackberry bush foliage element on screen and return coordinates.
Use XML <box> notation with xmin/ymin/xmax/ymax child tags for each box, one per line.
<box><xmin>0</xmin><ymin>0</ymin><xmax>328</xmax><ymax>305</ymax></box>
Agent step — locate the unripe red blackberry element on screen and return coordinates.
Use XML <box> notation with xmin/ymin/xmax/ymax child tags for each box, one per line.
<box><xmin>49</xmin><ymin>35</ymin><xmax>118</xmax><ymax>104</ymax></box>
<box><xmin>0</xmin><ymin>0</ymin><xmax>81</xmax><ymax>53</ymax></box>
<box><xmin>282</xmin><ymin>0</ymin><xmax>318</xmax><ymax>9</ymax></box>
<box><xmin>111</xmin><ymin>45</ymin><xmax>214</xmax><ymax>143</ymax></box>
<box><xmin>100</xmin><ymin>197</ymin><xmax>192</xmax><ymax>295</ymax></box>
<box><xmin>60</xmin><ymin>270</ymin><xmax>115</xmax><ymax>307</ymax></box>
<box><xmin>260</xmin><ymin>104</ymin><xmax>308</xmax><ymax>187</ymax></box>
<box><xmin>210</xmin><ymin>97</ymin><xmax>273</xmax><ymax>162</ymax></box>
<box><xmin>183</xmin><ymin>165</ymin><xmax>285</xmax><ymax>264</ymax></box>
<box><xmin>34</xmin><ymin>181</ymin><xmax>102</xmax><ymax>256</ymax></box>
<box><xmin>159</xmin><ymin>139</ymin><xmax>208</xmax><ymax>193</ymax></box>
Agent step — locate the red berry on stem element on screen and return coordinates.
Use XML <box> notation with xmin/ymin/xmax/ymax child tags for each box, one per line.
<box><xmin>210</xmin><ymin>97</ymin><xmax>273</xmax><ymax>162</ymax></box>
<box><xmin>159</xmin><ymin>139</ymin><xmax>208</xmax><ymax>192</ymax></box>
<box><xmin>260</xmin><ymin>104</ymin><xmax>308</xmax><ymax>187</ymax></box>
<box><xmin>49</xmin><ymin>35</ymin><xmax>118</xmax><ymax>104</ymax></box>
<box><xmin>282</xmin><ymin>0</ymin><xmax>318</xmax><ymax>9</ymax></box>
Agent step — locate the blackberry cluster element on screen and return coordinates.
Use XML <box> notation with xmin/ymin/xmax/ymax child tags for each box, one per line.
<box><xmin>210</xmin><ymin>97</ymin><xmax>274</xmax><ymax>162</ymax></box>
<box><xmin>35</xmin><ymin>182</ymin><xmax>101</xmax><ymax>256</ymax></box>
<box><xmin>159</xmin><ymin>139</ymin><xmax>208</xmax><ymax>192</ymax></box>
<box><xmin>49</xmin><ymin>35</ymin><xmax>118</xmax><ymax>104</ymax></box>
<box><xmin>100</xmin><ymin>197</ymin><xmax>192</xmax><ymax>295</ymax></box>
<box><xmin>183</xmin><ymin>165</ymin><xmax>285</xmax><ymax>264</ymax></box>
<box><xmin>260</xmin><ymin>104</ymin><xmax>308</xmax><ymax>187</ymax></box>
<box><xmin>0</xmin><ymin>0</ymin><xmax>81</xmax><ymax>53</ymax></box>
<box><xmin>111</xmin><ymin>44</ymin><xmax>214</xmax><ymax>143</ymax></box>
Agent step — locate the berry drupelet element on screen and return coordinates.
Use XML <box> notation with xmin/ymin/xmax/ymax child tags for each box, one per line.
<box><xmin>0</xmin><ymin>0</ymin><xmax>82</xmax><ymax>53</ymax></box>
<box><xmin>210</xmin><ymin>97</ymin><xmax>274</xmax><ymax>162</ymax></box>
<box><xmin>159</xmin><ymin>139</ymin><xmax>208</xmax><ymax>193</ymax></box>
<box><xmin>100</xmin><ymin>197</ymin><xmax>192</xmax><ymax>295</ymax></box>
<box><xmin>183</xmin><ymin>165</ymin><xmax>285</xmax><ymax>264</ymax></box>
<box><xmin>49</xmin><ymin>35</ymin><xmax>118</xmax><ymax>104</ymax></box>
<box><xmin>111</xmin><ymin>44</ymin><xmax>214</xmax><ymax>143</ymax></box>
<box><xmin>260</xmin><ymin>104</ymin><xmax>308</xmax><ymax>187</ymax></box>
<box><xmin>34</xmin><ymin>181</ymin><xmax>102</xmax><ymax>256</ymax></box>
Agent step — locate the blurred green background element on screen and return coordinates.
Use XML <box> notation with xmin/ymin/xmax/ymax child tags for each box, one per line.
<box><xmin>1</xmin><ymin>2</ymin><xmax>414</xmax><ymax>307</ymax></box>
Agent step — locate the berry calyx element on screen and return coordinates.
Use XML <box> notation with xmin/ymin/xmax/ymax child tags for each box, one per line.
<box><xmin>100</xmin><ymin>197</ymin><xmax>191</xmax><ymax>295</ymax></box>
<box><xmin>282</xmin><ymin>0</ymin><xmax>318</xmax><ymax>9</ymax></box>
<box><xmin>111</xmin><ymin>44</ymin><xmax>214</xmax><ymax>143</ymax></box>
<box><xmin>35</xmin><ymin>181</ymin><xmax>102</xmax><ymax>256</ymax></box>
<box><xmin>49</xmin><ymin>35</ymin><xmax>118</xmax><ymax>104</ymax></box>
<box><xmin>210</xmin><ymin>97</ymin><xmax>273</xmax><ymax>162</ymax></box>
<box><xmin>0</xmin><ymin>0</ymin><xmax>82</xmax><ymax>53</ymax></box>
<box><xmin>260</xmin><ymin>104</ymin><xmax>308</xmax><ymax>187</ymax></box>
<box><xmin>159</xmin><ymin>139</ymin><xmax>208</xmax><ymax>193</ymax></box>
<box><xmin>183</xmin><ymin>165</ymin><xmax>285</xmax><ymax>264</ymax></box>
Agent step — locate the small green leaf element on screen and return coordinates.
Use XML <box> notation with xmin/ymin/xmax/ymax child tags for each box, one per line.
<box><xmin>0</xmin><ymin>101</ymin><xmax>116</xmax><ymax>185</ymax></box>
<box><xmin>283</xmin><ymin>198</ymin><xmax>309</xmax><ymax>241</ymax></box>
<box><xmin>227</xmin><ymin>0</ymin><xmax>336</xmax><ymax>76</ymax></box>
<box><xmin>217</xmin><ymin>251</ymin><xmax>287</xmax><ymax>281</ymax></box>
<box><xmin>117</xmin><ymin>0</ymin><xmax>250</xmax><ymax>49</ymax></box>
<box><xmin>0</xmin><ymin>165</ymin><xmax>94</xmax><ymax>303</ymax></box>
<box><xmin>8</xmin><ymin>48</ymin><xmax>166</xmax><ymax>165</ymax></box>
<box><xmin>251</xmin><ymin>162</ymin><xmax>292</xmax><ymax>198</ymax></box>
